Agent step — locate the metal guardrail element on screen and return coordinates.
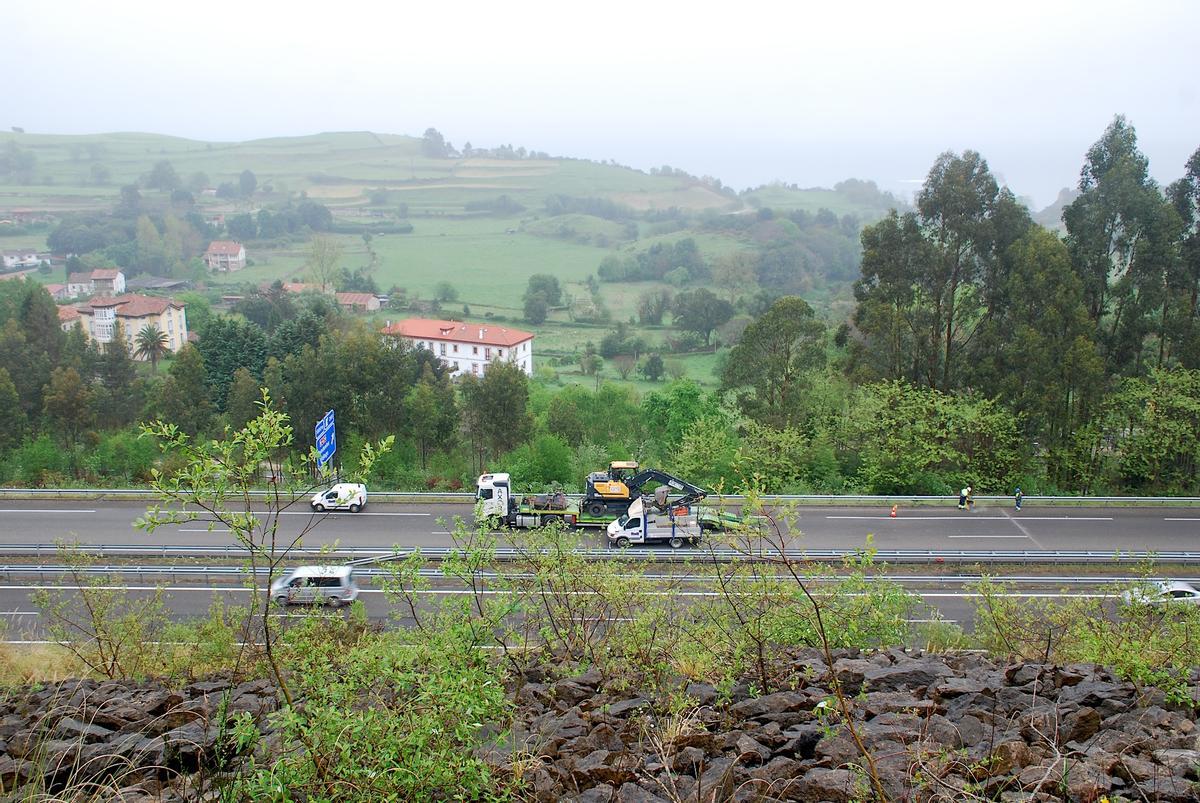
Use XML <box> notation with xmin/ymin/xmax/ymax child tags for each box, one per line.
<box><xmin>7</xmin><ymin>543</ymin><xmax>1200</xmax><ymax>565</ymax></box>
<box><xmin>3</xmin><ymin>487</ymin><xmax>1200</xmax><ymax>506</ymax></box>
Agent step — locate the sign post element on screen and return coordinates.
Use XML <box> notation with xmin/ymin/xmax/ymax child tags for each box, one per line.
<box><xmin>314</xmin><ymin>409</ymin><xmax>336</xmax><ymax>469</ymax></box>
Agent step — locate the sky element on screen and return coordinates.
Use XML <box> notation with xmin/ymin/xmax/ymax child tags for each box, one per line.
<box><xmin>3</xmin><ymin>0</ymin><xmax>1197</xmax><ymax>207</ymax></box>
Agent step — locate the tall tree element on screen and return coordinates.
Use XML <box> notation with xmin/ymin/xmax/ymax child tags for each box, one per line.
<box><xmin>459</xmin><ymin>360</ymin><xmax>532</xmax><ymax>470</ymax></box>
<box><xmin>225</xmin><ymin>367</ymin><xmax>262</xmax><ymax>431</ymax></box>
<box><xmin>196</xmin><ymin>317</ymin><xmax>268</xmax><ymax>411</ymax></box>
<box><xmin>239</xmin><ymin>169</ymin><xmax>258</xmax><ymax>197</ymax></box>
<box><xmin>153</xmin><ymin>344</ymin><xmax>212</xmax><ymax>434</ymax></box>
<box><xmin>672</xmin><ymin>288</ymin><xmax>734</xmax><ymax>346</ymax></box>
<box><xmin>404</xmin><ymin>365</ymin><xmax>458</xmax><ymax>469</ymax></box>
<box><xmin>146</xmin><ymin>159</ymin><xmax>180</xmax><ymax>192</ymax></box>
<box><xmin>1166</xmin><ymin>147</ymin><xmax>1200</xmax><ymax>367</ymax></box>
<box><xmin>721</xmin><ymin>296</ymin><xmax>827</xmax><ymax>428</ymax></box>
<box><xmin>43</xmin><ymin>367</ymin><xmax>94</xmax><ymax>443</ymax></box>
<box><xmin>0</xmin><ymin>367</ymin><xmax>26</xmax><ymax>451</ymax></box>
<box><xmin>1063</xmin><ymin>116</ymin><xmax>1176</xmax><ymax>375</ymax></box>
<box><xmin>305</xmin><ymin>235</ymin><xmax>343</xmax><ymax>293</ymax></box>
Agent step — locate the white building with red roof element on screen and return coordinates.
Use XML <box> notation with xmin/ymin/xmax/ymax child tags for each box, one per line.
<box><xmin>203</xmin><ymin>240</ymin><xmax>246</xmax><ymax>271</ymax></box>
<box><xmin>61</xmin><ymin>294</ymin><xmax>188</xmax><ymax>357</ymax></box>
<box><xmin>335</xmin><ymin>292</ymin><xmax>381</xmax><ymax>312</ymax></box>
<box><xmin>381</xmin><ymin>318</ymin><xmax>533</xmax><ymax>377</ymax></box>
<box><xmin>66</xmin><ymin>268</ymin><xmax>126</xmax><ymax>297</ymax></box>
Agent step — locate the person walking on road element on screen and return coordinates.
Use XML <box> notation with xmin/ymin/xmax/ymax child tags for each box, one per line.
<box><xmin>958</xmin><ymin>484</ymin><xmax>972</xmax><ymax>510</ymax></box>
<box><xmin>1014</xmin><ymin>487</ymin><xmax>1023</xmax><ymax>511</ymax></box>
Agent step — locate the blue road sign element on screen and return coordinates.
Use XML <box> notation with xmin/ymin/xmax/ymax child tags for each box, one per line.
<box><xmin>315</xmin><ymin>410</ymin><xmax>336</xmax><ymax>467</ymax></box>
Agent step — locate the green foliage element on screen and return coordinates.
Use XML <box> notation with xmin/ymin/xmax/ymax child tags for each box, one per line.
<box><xmin>505</xmin><ymin>434</ymin><xmax>573</xmax><ymax>489</ymax></box>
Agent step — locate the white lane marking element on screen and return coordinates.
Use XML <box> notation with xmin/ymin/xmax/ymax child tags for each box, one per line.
<box><xmin>919</xmin><ymin>592</ymin><xmax>1109</xmax><ymax>599</ymax></box>
<box><xmin>947</xmin><ymin>535</ymin><xmax>1029</xmax><ymax>539</ymax></box>
<box><xmin>0</xmin><ymin>509</ymin><xmax>97</xmax><ymax>514</ymax></box>
<box><xmin>277</xmin><ymin>511</ymin><xmax>430</xmax><ymax>517</ymax></box>
<box><xmin>0</xmin><ymin>611</ymin><xmax>38</xmax><ymax>616</ymax></box>
<box><xmin>1165</xmin><ymin>518</ymin><xmax>1200</xmax><ymax>521</ymax></box>
<box><xmin>827</xmin><ymin>515</ymin><xmax>1114</xmax><ymax>521</ymax></box>
<box><xmin>179</xmin><ymin>528</ymin><xmax>230</xmax><ymax>533</ymax></box>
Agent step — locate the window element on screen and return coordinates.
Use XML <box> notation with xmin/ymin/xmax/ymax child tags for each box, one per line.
<box><xmin>453</xmin><ymin>344</ymin><xmax>458</xmax><ymax>353</ymax></box>
<box><xmin>439</xmin><ymin>343</ymin><xmax>446</xmax><ymax>355</ymax></box>
<box><xmin>485</xmin><ymin>347</ymin><xmax>491</xmax><ymax>359</ymax></box>
<box><xmin>498</xmin><ymin>349</ymin><xmax>504</xmax><ymax>357</ymax></box>
<box><xmin>454</xmin><ymin>361</ymin><xmax>459</xmax><ymax>369</ymax></box>
<box><xmin>472</xmin><ymin>346</ymin><xmax>478</xmax><ymax>355</ymax></box>
<box><xmin>478</xmin><ymin>488</ymin><xmax>493</xmax><ymax>500</ymax></box>
<box><xmin>472</xmin><ymin>364</ymin><xmax>479</xmax><ymax>375</ymax></box>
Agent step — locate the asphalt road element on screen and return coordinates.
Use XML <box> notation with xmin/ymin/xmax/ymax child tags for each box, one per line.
<box><xmin>0</xmin><ymin>500</ymin><xmax>1197</xmax><ymax>553</ymax></box>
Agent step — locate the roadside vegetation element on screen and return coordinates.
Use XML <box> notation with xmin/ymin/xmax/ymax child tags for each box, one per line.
<box><xmin>10</xmin><ymin>399</ymin><xmax>1200</xmax><ymax>800</ymax></box>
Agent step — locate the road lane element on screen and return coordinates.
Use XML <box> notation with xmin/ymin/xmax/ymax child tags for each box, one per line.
<box><xmin>0</xmin><ymin>500</ymin><xmax>1197</xmax><ymax>553</ymax></box>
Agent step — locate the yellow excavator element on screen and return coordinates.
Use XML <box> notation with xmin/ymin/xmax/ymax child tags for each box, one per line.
<box><xmin>582</xmin><ymin>460</ymin><xmax>707</xmax><ymax>517</ymax></box>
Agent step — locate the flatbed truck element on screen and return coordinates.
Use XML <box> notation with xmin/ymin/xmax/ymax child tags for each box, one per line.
<box><xmin>607</xmin><ymin>496</ymin><xmax>703</xmax><ymax>548</ymax></box>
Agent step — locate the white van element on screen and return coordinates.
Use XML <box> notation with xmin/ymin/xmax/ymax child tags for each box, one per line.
<box><xmin>607</xmin><ymin>497</ymin><xmax>702</xmax><ymax>549</ymax></box>
<box><xmin>310</xmin><ymin>483</ymin><xmax>368</xmax><ymax>512</ymax></box>
<box><xmin>270</xmin><ymin>566</ymin><xmax>359</xmax><ymax>607</ymax></box>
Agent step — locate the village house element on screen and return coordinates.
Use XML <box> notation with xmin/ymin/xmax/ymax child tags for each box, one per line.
<box><xmin>335</xmin><ymin>292</ymin><xmax>381</xmax><ymax>313</ymax></box>
<box><xmin>1</xmin><ymin>249</ymin><xmax>42</xmax><ymax>270</ymax></box>
<box><xmin>381</xmin><ymin>318</ymin><xmax>533</xmax><ymax>377</ymax></box>
<box><xmin>57</xmin><ymin>294</ymin><xmax>188</xmax><ymax>358</ymax></box>
<box><xmin>66</xmin><ymin>268</ymin><xmax>126</xmax><ymax>298</ymax></box>
<box><xmin>203</xmin><ymin>240</ymin><xmax>246</xmax><ymax>271</ymax></box>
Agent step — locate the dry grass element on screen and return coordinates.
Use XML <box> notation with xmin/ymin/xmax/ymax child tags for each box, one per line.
<box><xmin>0</xmin><ymin>644</ymin><xmax>90</xmax><ymax>685</ymax></box>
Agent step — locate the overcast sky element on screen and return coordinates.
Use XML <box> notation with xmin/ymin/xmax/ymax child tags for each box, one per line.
<box><xmin>4</xmin><ymin>0</ymin><xmax>1197</xmax><ymax>207</ymax></box>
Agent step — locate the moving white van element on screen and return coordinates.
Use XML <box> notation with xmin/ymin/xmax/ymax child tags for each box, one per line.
<box><xmin>270</xmin><ymin>566</ymin><xmax>359</xmax><ymax>607</ymax></box>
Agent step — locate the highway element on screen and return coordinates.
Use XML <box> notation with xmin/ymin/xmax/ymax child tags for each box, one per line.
<box><xmin>0</xmin><ymin>499</ymin><xmax>1198</xmax><ymax>552</ymax></box>
<box><xmin>0</xmin><ymin>498</ymin><xmax>1195</xmax><ymax>642</ymax></box>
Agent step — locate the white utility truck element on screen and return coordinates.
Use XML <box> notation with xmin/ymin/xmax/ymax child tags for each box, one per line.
<box><xmin>476</xmin><ymin>472</ymin><xmax>578</xmax><ymax>529</ymax></box>
<box><xmin>607</xmin><ymin>495</ymin><xmax>702</xmax><ymax>549</ymax></box>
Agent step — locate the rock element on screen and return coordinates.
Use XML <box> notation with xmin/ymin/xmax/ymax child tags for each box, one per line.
<box><xmin>729</xmin><ymin>691</ymin><xmax>811</xmax><ymax>720</ymax></box>
<box><xmin>605</xmin><ymin>698</ymin><xmax>649</xmax><ymax>718</ymax></box>
<box><xmin>571</xmin><ymin>749</ymin><xmax>637</xmax><ymax>786</ymax></box>
<box><xmin>972</xmin><ymin>740</ymin><xmax>1031</xmax><ymax>778</ymax></box>
<box><xmin>1017</xmin><ymin>758</ymin><xmax>1066</xmax><ymax>790</ymax></box>
<box><xmin>814</xmin><ymin>733</ymin><xmax>858</xmax><ymax>767</ymax></box>
<box><xmin>684</xmin><ymin>682</ymin><xmax>717</xmax><ymax>707</ymax></box>
<box><xmin>779</xmin><ymin>724</ymin><xmax>822</xmax><ymax>759</ymax></box>
<box><xmin>793</xmin><ymin>767</ymin><xmax>860</xmax><ymax>802</ymax></box>
<box><xmin>863</xmin><ymin>660</ymin><xmax>948</xmax><ymax>692</ymax></box>
<box><xmin>53</xmin><ymin>716</ymin><xmax>113</xmax><ymax>743</ymax></box>
<box><xmin>1128</xmin><ymin>776</ymin><xmax>1199</xmax><ymax>802</ymax></box>
<box><xmin>1112</xmin><ymin>755</ymin><xmax>1157</xmax><ymax>783</ymax></box>
<box><xmin>934</xmin><ymin>676</ymin><xmax>991</xmax><ymax>698</ymax></box>
<box><xmin>1153</xmin><ymin>748</ymin><xmax>1200</xmax><ymax>776</ymax></box>
<box><xmin>862</xmin><ymin>692</ymin><xmax>937</xmax><ymax>717</ymax></box>
<box><xmin>516</xmin><ymin>682</ymin><xmax>551</xmax><ymax>709</ymax></box>
<box><xmin>831</xmin><ymin>658</ymin><xmax>873</xmax><ymax>694</ymax></box>
<box><xmin>695</xmin><ymin>756</ymin><xmax>735</xmax><ymax>801</ymax></box>
<box><xmin>1065</xmin><ymin>761</ymin><xmax>1112</xmax><ymax>800</ymax></box>
<box><xmin>615</xmin><ymin>782</ymin><xmax>670</xmax><ymax>803</ymax></box>
<box><xmin>0</xmin><ymin>754</ymin><xmax>32</xmax><ymax>789</ymax></box>
<box><xmin>667</xmin><ymin>745</ymin><xmax>705</xmax><ymax>773</ymax></box>
<box><xmin>552</xmin><ymin>681</ymin><xmax>594</xmax><ymax>706</ymax></box>
<box><xmin>1060</xmin><ymin>705</ymin><xmax>1101</xmax><ymax>742</ymax></box>
<box><xmin>573</xmin><ymin>783</ymin><xmax>615</xmax><ymax>802</ymax></box>
<box><xmin>734</xmin><ymin>733</ymin><xmax>771</xmax><ymax>763</ymax></box>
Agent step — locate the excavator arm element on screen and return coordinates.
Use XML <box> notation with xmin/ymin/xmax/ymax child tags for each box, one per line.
<box><xmin>626</xmin><ymin>469</ymin><xmax>708</xmax><ymax>510</ymax></box>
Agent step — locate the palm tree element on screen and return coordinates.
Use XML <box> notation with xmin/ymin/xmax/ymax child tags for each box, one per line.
<box><xmin>134</xmin><ymin>325</ymin><xmax>170</xmax><ymax>371</ymax></box>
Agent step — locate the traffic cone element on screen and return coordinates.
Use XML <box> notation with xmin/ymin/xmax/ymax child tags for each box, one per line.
<box><xmin>890</xmin><ymin>504</ymin><xmax>898</xmax><ymax>518</ymax></box>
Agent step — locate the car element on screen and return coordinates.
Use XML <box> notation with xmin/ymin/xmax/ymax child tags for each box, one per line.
<box><xmin>310</xmin><ymin>483</ymin><xmax>367</xmax><ymax>513</ymax></box>
<box><xmin>270</xmin><ymin>565</ymin><xmax>359</xmax><ymax>607</ymax></box>
<box><xmin>1121</xmin><ymin>580</ymin><xmax>1200</xmax><ymax>606</ymax></box>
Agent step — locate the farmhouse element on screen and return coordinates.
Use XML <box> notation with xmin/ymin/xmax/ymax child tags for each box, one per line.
<box><xmin>203</xmin><ymin>241</ymin><xmax>246</xmax><ymax>271</ymax></box>
<box><xmin>67</xmin><ymin>268</ymin><xmax>126</xmax><ymax>297</ymax></box>
<box><xmin>2</xmin><ymin>249</ymin><xmax>42</xmax><ymax>270</ymax></box>
<box><xmin>335</xmin><ymin>292</ymin><xmax>381</xmax><ymax>313</ymax></box>
<box><xmin>381</xmin><ymin>318</ymin><xmax>533</xmax><ymax>377</ymax></box>
<box><xmin>59</xmin><ymin>294</ymin><xmax>189</xmax><ymax>358</ymax></box>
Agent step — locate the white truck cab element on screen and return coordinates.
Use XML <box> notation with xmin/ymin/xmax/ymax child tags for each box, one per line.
<box><xmin>476</xmin><ymin>473</ymin><xmax>512</xmax><ymax>518</ymax></box>
<box><xmin>607</xmin><ymin>496</ymin><xmax>701</xmax><ymax>549</ymax></box>
<box><xmin>310</xmin><ymin>483</ymin><xmax>367</xmax><ymax>512</ymax></box>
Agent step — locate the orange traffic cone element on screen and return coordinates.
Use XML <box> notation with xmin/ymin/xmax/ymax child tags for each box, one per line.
<box><xmin>890</xmin><ymin>504</ymin><xmax>898</xmax><ymax>518</ymax></box>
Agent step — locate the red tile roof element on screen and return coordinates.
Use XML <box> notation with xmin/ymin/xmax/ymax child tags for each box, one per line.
<box><xmin>80</xmin><ymin>294</ymin><xmax>184</xmax><ymax>318</ymax></box>
<box><xmin>57</xmin><ymin>306</ymin><xmax>81</xmax><ymax>322</ymax></box>
<box><xmin>205</xmin><ymin>241</ymin><xmax>244</xmax><ymax>256</ymax></box>
<box><xmin>90</xmin><ymin>268</ymin><xmax>120</xmax><ymax>280</ymax></box>
<box><xmin>381</xmin><ymin>318</ymin><xmax>533</xmax><ymax>347</ymax></box>
<box><xmin>335</xmin><ymin>292</ymin><xmax>377</xmax><ymax>307</ymax></box>
<box><xmin>68</xmin><ymin>272</ymin><xmax>91</xmax><ymax>284</ymax></box>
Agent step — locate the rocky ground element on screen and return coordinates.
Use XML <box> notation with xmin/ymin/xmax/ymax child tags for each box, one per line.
<box><xmin>1</xmin><ymin>650</ymin><xmax>1199</xmax><ymax>801</ymax></box>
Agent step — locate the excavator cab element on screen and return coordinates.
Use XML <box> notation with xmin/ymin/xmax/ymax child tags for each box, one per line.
<box><xmin>587</xmin><ymin>461</ymin><xmax>640</xmax><ymax>501</ymax></box>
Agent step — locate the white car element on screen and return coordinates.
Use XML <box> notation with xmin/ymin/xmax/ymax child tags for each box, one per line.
<box><xmin>310</xmin><ymin>483</ymin><xmax>367</xmax><ymax>513</ymax></box>
<box><xmin>271</xmin><ymin>566</ymin><xmax>359</xmax><ymax>607</ymax></box>
<box><xmin>1121</xmin><ymin>580</ymin><xmax>1200</xmax><ymax>606</ymax></box>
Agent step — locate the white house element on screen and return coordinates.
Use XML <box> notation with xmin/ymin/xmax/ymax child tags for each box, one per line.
<box><xmin>381</xmin><ymin>318</ymin><xmax>534</xmax><ymax>377</ymax></box>
<box><xmin>2</xmin><ymin>249</ymin><xmax>42</xmax><ymax>270</ymax></box>
<box><xmin>61</xmin><ymin>294</ymin><xmax>189</xmax><ymax>357</ymax></box>
<box><xmin>67</xmin><ymin>268</ymin><xmax>126</xmax><ymax>297</ymax></box>
<box><xmin>203</xmin><ymin>240</ymin><xmax>246</xmax><ymax>271</ymax></box>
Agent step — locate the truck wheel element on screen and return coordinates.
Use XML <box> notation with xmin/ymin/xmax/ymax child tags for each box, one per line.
<box><xmin>349</xmin><ymin>503</ymin><xmax>361</xmax><ymax>513</ymax></box>
<box><xmin>544</xmin><ymin>515</ymin><xmax>561</xmax><ymax>527</ymax></box>
<box><xmin>669</xmin><ymin>536</ymin><xmax>684</xmax><ymax>549</ymax></box>
<box><xmin>616</xmin><ymin>536</ymin><xmax>630</xmax><ymax>548</ymax></box>
<box><xmin>587</xmin><ymin>502</ymin><xmax>605</xmax><ymax>516</ymax></box>
<box><xmin>314</xmin><ymin>502</ymin><xmax>326</xmax><ymax>512</ymax></box>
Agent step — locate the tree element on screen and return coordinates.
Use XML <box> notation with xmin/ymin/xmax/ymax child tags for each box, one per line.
<box><xmin>672</xmin><ymin>288</ymin><xmax>734</xmax><ymax>346</ymax></box>
<box><xmin>713</xmin><ymin>251</ymin><xmax>758</xmax><ymax>303</ymax></box>
<box><xmin>523</xmin><ymin>292</ymin><xmax>548</xmax><ymax>324</ymax></box>
<box><xmin>1166</xmin><ymin>147</ymin><xmax>1200</xmax><ymax>368</ymax></box>
<box><xmin>306</xmin><ymin>235</ymin><xmax>343</xmax><ymax>293</ymax></box>
<box><xmin>636</xmin><ymin>288</ymin><xmax>673</xmax><ymax>325</ymax></box>
<box><xmin>134</xmin><ymin>325</ymin><xmax>170</xmax><ymax>371</ymax></box>
<box><xmin>1064</xmin><ymin>116</ymin><xmax>1176</xmax><ymax>375</ymax></box>
<box><xmin>297</xmin><ymin>200</ymin><xmax>333</xmax><ymax>231</ymax></box>
<box><xmin>639</xmin><ymin>353</ymin><xmax>665</xmax><ymax>381</ymax></box>
<box><xmin>225</xmin><ymin>367</ymin><xmax>262</xmax><ymax>431</ymax></box>
<box><xmin>404</xmin><ymin>366</ymin><xmax>458</xmax><ymax>469</ymax></box>
<box><xmin>186</xmin><ymin>171</ymin><xmax>210</xmax><ymax>193</ymax></box>
<box><xmin>116</xmin><ymin>184</ymin><xmax>142</xmax><ymax>217</ymax></box>
<box><xmin>228</xmin><ymin>213</ymin><xmax>257</xmax><ymax>241</ymax></box>
<box><xmin>89</xmin><ymin>163</ymin><xmax>111</xmax><ymax>185</ymax></box>
<box><xmin>459</xmin><ymin>360</ymin><xmax>533</xmax><ymax>469</ymax></box>
<box><xmin>421</xmin><ymin>128</ymin><xmax>448</xmax><ymax>158</ymax></box>
<box><xmin>0</xmin><ymin>367</ymin><xmax>26</xmax><ymax>451</ymax></box>
<box><xmin>722</xmin><ymin>296</ymin><xmax>827</xmax><ymax>428</ymax></box>
<box><xmin>43</xmin><ymin>366</ymin><xmax>93</xmax><ymax>443</ymax></box>
<box><xmin>153</xmin><ymin>344</ymin><xmax>212</xmax><ymax>435</ymax></box>
<box><xmin>524</xmin><ymin>274</ymin><xmax>563</xmax><ymax>307</ymax></box>
<box><xmin>197</xmin><ymin>317</ymin><xmax>268</xmax><ymax>410</ymax></box>
<box><xmin>433</xmin><ymin>281</ymin><xmax>459</xmax><ymax>302</ymax></box>
<box><xmin>146</xmin><ymin>159</ymin><xmax>180</xmax><ymax>192</ymax></box>
<box><xmin>239</xmin><ymin>169</ymin><xmax>258</xmax><ymax>197</ymax></box>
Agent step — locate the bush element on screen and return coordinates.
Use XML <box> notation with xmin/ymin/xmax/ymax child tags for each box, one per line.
<box><xmin>9</xmin><ymin>435</ymin><xmax>71</xmax><ymax>486</ymax></box>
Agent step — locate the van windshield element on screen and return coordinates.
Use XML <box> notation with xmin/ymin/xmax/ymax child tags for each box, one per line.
<box><xmin>616</xmin><ymin>513</ymin><xmax>629</xmax><ymax>527</ymax></box>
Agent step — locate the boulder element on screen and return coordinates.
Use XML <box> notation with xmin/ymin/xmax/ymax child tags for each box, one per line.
<box><xmin>792</xmin><ymin>768</ymin><xmax>860</xmax><ymax>802</ymax></box>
